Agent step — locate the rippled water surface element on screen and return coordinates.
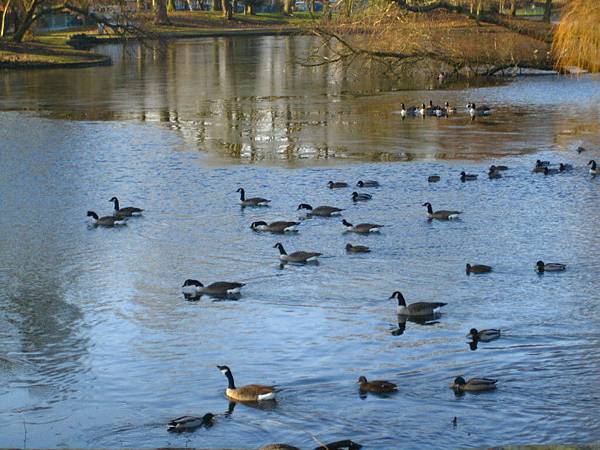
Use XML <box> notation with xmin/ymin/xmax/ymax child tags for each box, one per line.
<box><xmin>1</xmin><ymin>36</ymin><xmax>600</xmax><ymax>449</ymax></box>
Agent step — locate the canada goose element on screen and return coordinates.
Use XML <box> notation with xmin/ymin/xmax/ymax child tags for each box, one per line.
<box><xmin>356</xmin><ymin>180</ymin><xmax>379</xmax><ymax>188</ymax></box>
<box><xmin>167</xmin><ymin>413</ymin><xmax>214</xmax><ymax>432</ymax></box>
<box><xmin>427</xmin><ymin>175</ymin><xmax>441</xmax><ymax>183</ymax></box>
<box><xmin>419</xmin><ymin>103</ymin><xmax>427</xmax><ymax>116</ymax></box>
<box><xmin>451</xmin><ymin>376</ymin><xmax>497</xmax><ymax>392</ymax></box>
<box><xmin>467</xmin><ymin>328</ymin><xmax>501</xmax><ymax>341</ymax></box>
<box><xmin>422</xmin><ymin>202</ymin><xmax>461</xmax><ymax>220</ymax></box>
<box><xmin>346</xmin><ymin>243</ymin><xmax>371</xmax><ymax>253</ymax></box>
<box><xmin>273</xmin><ymin>243</ymin><xmax>321</xmax><ymax>263</ymax></box>
<box><xmin>87</xmin><ymin>211</ymin><xmax>126</xmax><ymax>227</ymax></box>
<box><xmin>250</xmin><ymin>221</ymin><xmax>299</xmax><ymax>233</ymax></box>
<box><xmin>444</xmin><ymin>101</ymin><xmax>456</xmax><ymax>114</ymax></box>
<box><xmin>460</xmin><ymin>171</ymin><xmax>478</xmax><ymax>182</ymax></box>
<box><xmin>536</xmin><ymin>261</ymin><xmax>566</xmax><ymax>272</ymax></box>
<box><xmin>181</xmin><ymin>279</ymin><xmax>245</xmax><ymax>296</ymax></box>
<box><xmin>236</xmin><ymin>188</ymin><xmax>270</xmax><ymax>207</ymax></box>
<box><xmin>342</xmin><ymin>220</ymin><xmax>383</xmax><ymax>233</ymax></box>
<box><xmin>217</xmin><ymin>365</ymin><xmax>275</xmax><ymax>401</ymax></box>
<box><xmin>297</xmin><ymin>203</ymin><xmax>343</xmax><ymax>217</ymax></box>
<box><xmin>543</xmin><ymin>167</ymin><xmax>559</xmax><ymax>175</ymax></box>
<box><xmin>357</xmin><ymin>376</ymin><xmax>398</xmax><ymax>393</ymax></box>
<box><xmin>328</xmin><ymin>181</ymin><xmax>348</xmax><ymax>189</ymax></box>
<box><xmin>559</xmin><ymin>163</ymin><xmax>573</xmax><ymax>172</ymax></box>
<box><xmin>589</xmin><ymin>160</ymin><xmax>597</xmax><ymax>175</ymax></box>
<box><xmin>351</xmin><ymin>192</ymin><xmax>372</xmax><ymax>202</ymax></box>
<box><xmin>466</xmin><ymin>263</ymin><xmax>492</xmax><ymax>274</ymax></box>
<box><xmin>390</xmin><ymin>291</ymin><xmax>447</xmax><ymax>316</ymax></box>
<box><xmin>400</xmin><ymin>103</ymin><xmax>407</xmax><ymax>119</ymax></box>
<box><xmin>109</xmin><ymin>197</ymin><xmax>143</xmax><ymax>217</ymax></box>
<box><xmin>488</xmin><ymin>167</ymin><xmax>502</xmax><ymax>179</ymax></box>
<box><xmin>468</xmin><ymin>103</ymin><xmax>491</xmax><ymax>119</ymax></box>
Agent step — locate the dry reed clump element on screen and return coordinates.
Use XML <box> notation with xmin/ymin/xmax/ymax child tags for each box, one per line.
<box><xmin>553</xmin><ymin>0</ymin><xmax>600</xmax><ymax>72</ymax></box>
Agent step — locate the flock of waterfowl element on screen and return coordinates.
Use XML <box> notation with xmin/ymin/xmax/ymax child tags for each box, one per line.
<box><xmin>84</xmin><ymin>106</ymin><xmax>598</xmax><ymax>449</ymax></box>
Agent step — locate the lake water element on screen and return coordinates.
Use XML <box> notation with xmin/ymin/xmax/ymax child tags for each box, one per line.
<box><xmin>1</xmin><ymin>36</ymin><xmax>600</xmax><ymax>449</ymax></box>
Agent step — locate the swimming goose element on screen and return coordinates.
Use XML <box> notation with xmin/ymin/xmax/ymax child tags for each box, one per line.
<box><xmin>589</xmin><ymin>160</ymin><xmax>597</xmax><ymax>175</ymax></box>
<box><xmin>328</xmin><ymin>181</ymin><xmax>348</xmax><ymax>189</ymax></box>
<box><xmin>87</xmin><ymin>211</ymin><xmax>126</xmax><ymax>227</ymax></box>
<box><xmin>273</xmin><ymin>243</ymin><xmax>321</xmax><ymax>263</ymax></box>
<box><xmin>422</xmin><ymin>202</ymin><xmax>461</xmax><ymax>220</ymax></box>
<box><xmin>109</xmin><ymin>197</ymin><xmax>143</xmax><ymax>217</ymax></box>
<box><xmin>250</xmin><ymin>221</ymin><xmax>299</xmax><ymax>233</ymax></box>
<box><xmin>181</xmin><ymin>279</ymin><xmax>245</xmax><ymax>296</ymax></box>
<box><xmin>346</xmin><ymin>243</ymin><xmax>371</xmax><ymax>253</ymax></box>
<box><xmin>342</xmin><ymin>220</ymin><xmax>383</xmax><ymax>233</ymax></box>
<box><xmin>427</xmin><ymin>175</ymin><xmax>441</xmax><ymax>183</ymax></box>
<box><xmin>357</xmin><ymin>376</ymin><xmax>398</xmax><ymax>393</ymax></box>
<box><xmin>466</xmin><ymin>263</ymin><xmax>492</xmax><ymax>274</ymax></box>
<box><xmin>559</xmin><ymin>163</ymin><xmax>573</xmax><ymax>172</ymax></box>
<box><xmin>468</xmin><ymin>103</ymin><xmax>491</xmax><ymax>119</ymax></box>
<box><xmin>297</xmin><ymin>203</ymin><xmax>343</xmax><ymax>217</ymax></box>
<box><xmin>356</xmin><ymin>180</ymin><xmax>380</xmax><ymax>188</ymax></box>
<box><xmin>467</xmin><ymin>328</ymin><xmax>501</xmax><ymax>341</ymax></box>
<box><xmin>444</xmin><ymin>101</ymin><xmax>456</xmax><ymax>114</ymax></box>
<box><xmin>236</xmin><ymin>188</ymin><xmax>270</xmax><ymax>207</ymax></box>
<box><xmin>451</xmin><ymin>376</ymin><xmax>497</xmax><ymax>392</ymax></box>
<box><xmin>536</xmin><ymin>261</ymin><xmax>566</xmax><ymax>272</ymax></box>
<box><xmin>488</xmin><ymin>167</ymin><xmax>502</xmax><ymax>179</ymax></box>
<box><xmin>217</xmin><ymin>365</ymin><xmax>275</xmax><ymax>401</ymax></box>
<box><xmin>390</xmin><ymin>291</ymin><xmax>447</xmax><ymax>316</ymax></box>
<box><xmin>460</xmin><ymin>171</ymin><xmax>478</xmax><ymax>182</ymax></box>
<box><xmin>351</xmin><ymin>192</ymin><xmax>372</xmax><ymax>202</ymax></box>
<box><xmin>167</xmin><ymin>413</ymin><xmax>214</xmax><ymax>432</ymax></box>
<box><xmin>419</xmin><ymin>103</ymin><xmax>427</xmax><ymax>116</ymax></box>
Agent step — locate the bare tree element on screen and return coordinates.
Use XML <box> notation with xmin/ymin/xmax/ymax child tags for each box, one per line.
<box><xmin>543</xmin><ymin>0</ymin><xmax>552</xmax><ymax>22</ymax></box>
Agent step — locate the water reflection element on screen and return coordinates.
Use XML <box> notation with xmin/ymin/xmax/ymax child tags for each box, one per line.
<box><xmin>391</xmin><ymin>314</ymin><xmax>441</xmax><ymax>336</ymax></box>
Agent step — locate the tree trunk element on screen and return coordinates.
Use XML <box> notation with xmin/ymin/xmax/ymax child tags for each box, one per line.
<box><xmin>153</xmin><ymin>0</ymin><xmax>170</xmax><ymax>24</ymax></box>
<box><xmin>232</xmin><ymin>0</ymin><xmax>237</xmax><ymax>14</ymax></box>
<box><xmin>12</xmin><ymin>0</ymin><xmax>39</xmax><ymax>43</ymax></box>
<box><xmin>212</xmin><ymin>0</ymin><xmax>222</xmax><ymax>11</ymax></box>
<box><xmin>167</xmin><ymin>0</ymin><xmax>176</xmax><ymax>13</ymax></box>
<box><xmin>1</xmin><ymin>0</ymin><xmax>13</xmax><ymax>38</ymax></box>
<box><xmin>244</xmin><ymin>4</ymin><xmax>254</xmax><ymax>14</ymax></box>
<box><xmin>509</xmin><ymin>0</ymin><xmax>516</xmax><ymax>16</ymax></box>
<box><xmin>221</xmin><ymin>0</ymin><xmax>232</xmax><ymax>18</ymax></box>
<box><xmin>543</xmin><ymin>0</ymin><xmax>552</xmax><ymax>22</ymax></box>
<box><xmin>308</xmin><ymin>0</ymin><xmax>314</xmax><ymax>13</ymax></box>
<box><xmin>283</xmin><ymin>0</ymin><xmax>292</xmax><ymax>14</ymax></box>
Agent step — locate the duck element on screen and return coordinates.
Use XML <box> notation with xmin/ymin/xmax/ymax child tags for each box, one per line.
<box><xmin>559</xmin><ymin>163</ymin><xmax>573</xmax><ymax>172</ymax></box>
<box><xmin>450</xmin><ymin>376</ymin><xmax>497</xmax><ymax>392</ymax></box>
<box><xmin>351</xmin><ymin>192</ymin><xmax>372</xmax><ymax>202</ymax></box>
<box><xmin>273</xmin><ymin>243</ymin><xmax>321</xmax><ymax>263</ymax></box>
<box><xmin>460</xmin><ymin>171</ymin><xmax>478</xmax><ymax>182</ymax></box>
<box><xmin>87</xmin><ymin>211</ymin><xmax>126</xmax><ymax>227</ymax></box>
<box><xmin>357</xmin><ymin>376</ymin><xmax>398</xmax><ymax>393</ymax></box>
<box><xmin>217</xmin><ymin>365</ymin><xmax>275</xmax><ymax>401</ymax></box>
<box><xmin>181</xmin><ymin>279</ymin><xmax>245</xmax><ymax>296</ymax></box>
<box><xmin>488</xmin><ymin>167</ymin><xmax>503</xmax><ymax>179</ymax></box>
<box><xmin>250</xmin><ymin>221</ymin><xmax>299</xmax><ymax>233</ymax></box>
<box><xmin>577</xmin><ymin>146</ymin><xmax>586</xmax><ymax>154</ymax></box>
<box><xmin>327</xmin><ymin>181</ymin><xmax>348</xmax><ymax>189</ymax></box>
<box><xmin>536</xmin><ymin>260</ymin><xmax>566</xmax><ymax>272</ymax></box>
<box><xmin>346</xmin><ymin>243</ymin><xmax>371</xmax><ymax>253</ymax></box>
<box><xmin>356</xmin><ymin>180</ymin><xmax>379</xmax><ymax>188</ymax></box>
<box><xmin>427</xmin><ymin>175</ymin><xmax>441</xmax><ymax>183</ymax></box>
<box><xmin>167</xmin><ymin>413</ymin><xmax>214</xmax><ymax>432</ymax></box>
<box><xmin>543</xmin><ymin>167</ymin><xmax>559</xmax><ymax>175</ymax></box>
<box><xmin>342</xmin><ymin>220</ymin><xmax>383</xmax><ymax>233</ymax></box>
<box><xmin>422</xmin><ymin>202</ymin><xmax>461</xmax><ymax>220</ymax></box>
<box><xmin>297</xmin><ymin>203</ymin><xmax>343</xmax><ymax>217</ymax></box>
<box><xmin>390</xmin><ymin>291</ymin><xmax>447</xmax><ymax>316</ymax></box>
<box><xmin>467</xmin><ymin>328</ymin><xmax>501</xmax><ymax>341</ymax></box>
<box><xmin>492</xmin><ymin>165</ymin><xmax>509</xmax><ymax>171</ymax></box>
<box><xmin>466</xmin><ymin>263</ymin><xmax>492</xmax><ymax>274</ymax></box>
<box><xmin>236</xmin><ymin>188</ymin><xmax>270</xmax><ymax>207</ymax></box>
<box><xmin>109</xmin><ymin>197</ymin><xmax>143</xmax><ymax>217</ymax></box>
<box><xmin>589</xmin><ymin>160</ymin><xmax>597</xmax><ymax>175</ymax></box>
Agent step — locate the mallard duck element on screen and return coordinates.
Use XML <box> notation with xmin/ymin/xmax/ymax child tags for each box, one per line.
<box><xmin>109</xmin><ymin>197</ymin><xmax>143</xmax><ymax>218</ymax></box>
<box><xmin>250</xmin><ymin>221</ymin><xmax>299</xmax><ymax>233</ymax></box>
<box><xmin>87</xmin><ymin>211</ymin><xmax>126</xmax><ymax>227</ymax></box>
<box><xmin>181</xmin><ymin>279</ymin><xmax>245</xmax><ymax>296</ymax></box>
<box><xmin>273</xmin><ymin>243</ymin><xmax>321</xmax><ymax>263</ymax></box>
<box><xmin>467</xmin><ymin>328</ymin><xmax>501</xmax><ymax>341</ymax></box>
<box><xmin>297</xmin><ymin>204</ymin><xmax>343</xmax><ymax>217</ymax></box>
<box><xmin>466</xmin><ymin>263</ymin><xmax>492</xmax><ymax>274</ymax></box>
<box><xmin>217</xmin><ymin>365</ymin><xmax>275</xmax><ymax>401</ymax></box>
<box><xmin>427</xmin><ymin>175</ymin><xmax>441</xmax><ymax>183</ymax></box>
<box><xmin>422</xmin><ymin>202</ymin><xmax>461</xmax><ymax>220</ymax></box>
<box><xmin>236</xmin><ymin>188</ymin><xmax>270</xmax><ymax>207</ymax></box>
<box><xmin>356</xmin><ymin>180</ymin><xmax>380</xmax><ymax>188</ymax></box>
<box><xmin>357</xmin><ymin>376</ymin><xmax>397</xmax><ymax>393</ymax></box>
<box><xmin>536</xmin><ymin>261</ymin><xmax>566</xmax><ymax>272</ymax></box>
<box><xmin>351</xmin><ymin>192</ymin><xmax>372</xmax><ymax>202</ymax></box>
<box><xmin>559</xmin><ymin>163</ymin><xmax>573</xmax><ymax>172</ymax></box>
<box><xmin>589</xmin><ymin>160</ymin><xmax>597</xmax><ymax>175</ymax></box>
<box><xmin>342</xmin><ymin>220</ymin><xmax>383</xmax><ymax>233</ymax></box>
<box><xmin>451</xmin><ymin>376</ymin><xmax>497</xmax><ymax>392</ymax></box>
<box><xmin>488</xmin><ymin>167</ymin><xmax>502</xmax><ymax>179</ymax></box>
<box><xmin>346</xmin><ymin>243</ymin><xmax>370</xmax><ymax>253</ymax></box>
<box><xmin>390</xmin><ymin>291</ymin><xmax>446</xmax><ymax>316</ymax></box>
<box><xmin>167</xmin><ymin>413</ymin><xmax>214</xmax><ymax>432</ymax></box>
<box><xmin>460</xmin><ymin>171</ymin><xmax>478</xmax><ymax>182</ymax></box>
<box><xmin>327</xmin><ymin>181</ymin><xmax>348</xmax><ymax>189</ymax></box>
